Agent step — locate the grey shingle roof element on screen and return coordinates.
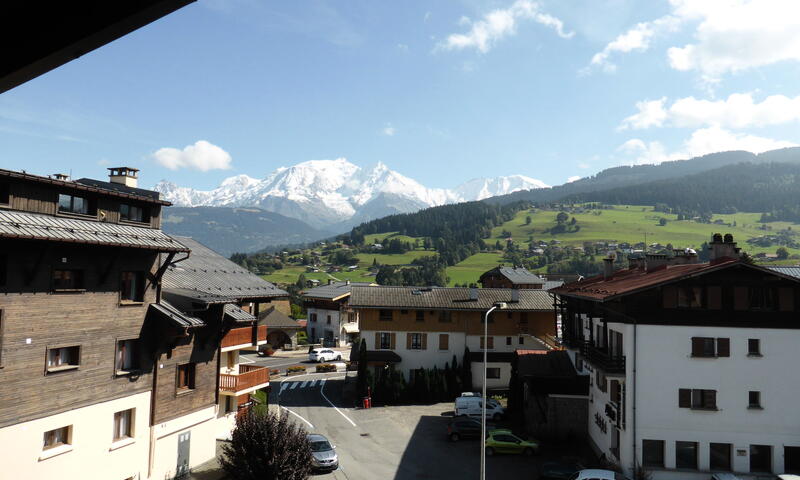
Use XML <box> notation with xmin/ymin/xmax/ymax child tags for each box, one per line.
<box><xmin>163</xmin><ymin>236</ymin><xmax>287</xmax><ymax>301</ymax></box>
<box><xmin>480</xmin><ymin>266</ymin><xmax>545</xmax><ymax>285</ymax></box>
<box><xmin>0</xmin><ymin>210</ymin><xmax>188</xmax><ymax>252</ymax></box>
<box><xmin>767</xmin><ymin>266</ymin><xmax>800</xmax><ymax>279</ymax></box>
<box><xmin>224</xmin><ymin>303</ymin><xmax>256</xmax><ymax>323</ymax></box>
<box><xmin>149</xmin><ymin>300</ymin><xmax>206</xmax><ymax>328</ymax></box>
<box><xmin>543</xmin><ymin>280</ymin><xmax>564</xmax><ymax>291</ymax></box>
<box><xmin>349</xmin><ymin>286</ymin><xmax>553</xmax><ymax>311</ymax></box>
<box><xmin>303</xmin><ymin>281</ymin><xmax>374</xmax><ymax>300</ymax></box>
<box><xmin>258</xmin><ymin>307</ymin><xmax>302</xmax><ymax>329</ymax></box>
<box><xmin>163</xmin><ymin>287</ymin><xmax>232</xmax><ymax>306</ymax></box>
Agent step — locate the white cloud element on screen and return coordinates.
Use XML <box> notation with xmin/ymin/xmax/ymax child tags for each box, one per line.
<box><xmin>620</xmin><ymin>93</ymin><xmax>800</xmax><ymax>130</ymax></box>
<box><xmin>152</xmin><ymin>140</ymin><xmax>233</xmax><ymax>171</ymax></box>
<box><xmin>397</xmin><ymin>43</ymin><xmax>409</xmax><ymax>52</ymax></box>
<box><xmin>438</xmin><ymin>0</ymin><xmax>573</xmax><ymax>54</ymax></box>
<box><xmin>567</xmin><ymin>175</ymin><xmax>581</xmax><ymax>183</ymax></box>
<box><xmin>382</xmin><ymin>124</ymin><xmax>397</xmax><ymax>136</ymax></box>
<box><xmin>587</xmin><ymin>0</ymin><xmax>800</xmax><ymax>80</ymax></box>
<box><xmin>618</xmin><ymin>126</ymin><xmax>797</xmax><ymax>165</ymax></box>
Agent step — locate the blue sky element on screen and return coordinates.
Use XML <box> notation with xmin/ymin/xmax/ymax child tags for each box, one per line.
<box><xmin>2</xmin><ymin>0</ymin><xmax>800</xmax><ymax>190</ymax></box>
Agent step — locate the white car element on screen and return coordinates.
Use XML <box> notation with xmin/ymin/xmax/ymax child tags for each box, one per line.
<box><xmin>309</xmin><ymin>348</ymin><xmax>341</xmax><ymax>363</ymax></box>
<box><xmin>569</xmin><ymin>470</ymin><xmax>631</xmax><ymax>480</ymax></box>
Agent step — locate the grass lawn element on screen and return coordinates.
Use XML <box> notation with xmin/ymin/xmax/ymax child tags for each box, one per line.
<box><xmin>363</xmin><ymin>232</ymin><xmax>423</xmax><ymax>245</ymax></box>
<box><xmin>446</xmin><ymin>252</ymin><xmax>504</xmax><ymax>286</ymax></box>
<box><xmin>355</xmin><ymin>250</ymin><xmax>434</xmax><ymax>265</ymax></box>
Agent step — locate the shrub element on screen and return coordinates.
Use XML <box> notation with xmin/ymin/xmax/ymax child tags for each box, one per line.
<box><xmin>287</xmin><ymin>365</ymin><xmax>306</xmax><ymax>374</ymax></box>
<box><xmin>220</xmin><ymin>409</ymin><xmax>312</xmax><ymax>480</ymax></box>
<box><xmin>269</xmin><ymin>369</ymin><xmax>280</xmax><ymax>377</ymax></box>
<box><xmin>315</xmin><ymin>363</ymin><xmax>336</xmax><ymax>373</ymax></box>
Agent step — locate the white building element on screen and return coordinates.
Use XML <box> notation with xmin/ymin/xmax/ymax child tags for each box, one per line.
<box><xmin>554</xmin><ymin>235</ymin><xmax>800</xmax><ymax>479</ymax></box>
<box><xmin>303</xmin><ymin>280</ymin><xmax>375</xmax><ymax>346</ymax></box>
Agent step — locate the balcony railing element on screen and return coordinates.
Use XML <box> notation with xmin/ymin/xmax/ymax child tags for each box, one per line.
<box><xmin>581</xmin><ymin>341</ymin><xmax>625</xmax><ymax>374</ymax></box>
<box><xmin>219</xmin><ymin>365</ymin><xmax>269</xmax><ymax>393</ymax></box>
<box><xmin>222</xmin><ymin>326</ymin><xmax>267</xmax><ymax>348</ymax></box>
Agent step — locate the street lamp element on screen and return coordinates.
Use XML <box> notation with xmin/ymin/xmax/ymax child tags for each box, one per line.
<box><xmin>481</xmin><ymin>301</ymin><xmax>507</xmax><ymax>480</ymax></box>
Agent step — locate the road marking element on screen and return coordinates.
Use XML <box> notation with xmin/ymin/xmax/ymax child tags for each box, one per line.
<box><xmin>300</xmin><ymin>380</ymin><xmax>309</xmax><ymax>388</ymax></box>
<box><xmin>290</xmin><ymin>382</ymin><xmax>299</xmax><ymax>390</ymax></box>
<box><xmin>280</xmin><ymin>383</ymin><xmax>289</xmax><ymax>394</ymax></box>
<box><xmin>309</xmin><ymin>379</ymin><xmax>317</xmax><ymax>387</ymax></box>
<box><xmin>280</xmin><ymin>406</ymin><xmax>314</xmax><ymax>429</ymax></box>
<box><xmin>320</xmin><ymin>377</ymin><xmax>357</xmax><ymax>428</ymax></box>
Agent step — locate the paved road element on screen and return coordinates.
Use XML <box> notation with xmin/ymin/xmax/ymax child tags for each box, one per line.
<box><xmin>240</xmin><ymin>348</ymin><xmax>349</xmax><ymax>374</ymax></box>
<box><xmin>271</xmin><ymin>372</ymin><xmax>542</xmax><ymax>480</ymax></box>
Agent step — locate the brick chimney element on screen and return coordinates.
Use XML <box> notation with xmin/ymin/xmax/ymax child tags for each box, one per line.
<box><xmin>108</xmin><ymin>167</ymin><xmax>139</xmax><ymax>188</ymax></box>
<box><xmin>628</xmin><ymin>256</ymin><xmax>645</xmax><ymax>270</ymax></box>
<box><xmin>603</xmin><ymin>253</ymin><xmax>615</xmax><ymax>279</ymax></box>
<box><xmin>709</xmin><ymin>233</ymin><xmax>741</xmax><ymax>261</ymax></box>
<box><xmin>645</xmin><ymin>253</ymin><xmax>670</xmax><ymax>272</ymax></box>
<box><xmin>52</xmin><ymin>173</ymin><xmax>69</xmax><ymax>181</ymax></box>
<box><xmin>672</xmin><ymin>248</ymin><xmax>699</xmax><ymax>265</ymax></box>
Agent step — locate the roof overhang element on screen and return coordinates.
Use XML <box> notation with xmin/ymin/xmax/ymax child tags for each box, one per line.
<box><xmin>224</xmin><ymin>303</ymin><xmax>256</xmax><ymax>324</ymax></box>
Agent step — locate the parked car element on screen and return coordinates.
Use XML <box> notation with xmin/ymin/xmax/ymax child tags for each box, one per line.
<box><xmin>454</xmin><ymin>396</ymin><xmax>504</xmax><ymax>421</ymax></box>
<box><xmin>484</xmin><ymin>429</ymin><xmax>538</xmax><ymax>456</ymax></box>
<box><xmin>539</xmin><ymin>460</ymin><xmax>584</xmax><ymax>479</ymax></box>
<box><xmin>308</xmin><ymin>348</ymin><xmax>341</xmax><ymax>363</ymax></box>
<box><xmin>307</xmin><ymin>433</ymin><xmax>338</xmax><ymax>472</ymax></box>
<box><xmin>447</xmin><ymin>417</ymin><xmax>482</xmax><ymax>441</ymax></box>
<box><xmin>776</xmin><ymin>476</ymin><xmax>800</xmax><ymax>480</ymax></box>
<box><xmin>568</xmin><ymin>469</ymin><xmax>631</xmax><ymax>480</ymax></box>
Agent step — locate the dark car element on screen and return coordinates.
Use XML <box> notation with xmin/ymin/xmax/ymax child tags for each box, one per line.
<box><xmin>539</xmin><ymin>460</ymin><xmax>584</xmax><ymax>479</ymax></box>
<box><xmin>447</xmin><ymin>417</ymin><xmax>483</xmax><ymax>441</ymax></box>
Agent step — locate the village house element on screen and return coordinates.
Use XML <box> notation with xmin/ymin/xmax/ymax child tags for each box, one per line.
<box><xmin>303</xmin><ymin>280</ymin><xmax>374</xmax><ymax>346</ymax></box>
<box><xmin>552</xmin><ymin>234</ymin><xmax>800</xmax><ymax>479</ymax></box>
<box><xmin>479</xmin><ymin>266</ymin><xmax>565</xmax><ymax>291</ymax></box>
<box><xmin>348</xmin><ymin>286</ymin><xmax>556</xmax><ymax>391</ymax></box>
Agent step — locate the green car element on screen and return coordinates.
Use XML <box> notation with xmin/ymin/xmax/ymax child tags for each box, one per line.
<box><xmin>485</xmin><ymin>429</ymin><xmax>539</xmax><ymax>456</ymax></box>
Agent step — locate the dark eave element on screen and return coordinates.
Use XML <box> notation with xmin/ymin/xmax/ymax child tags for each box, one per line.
<box><xmin>0</xmin><ymin>0</ymin><xmax>195</xmax><ymax>94</ymax></box>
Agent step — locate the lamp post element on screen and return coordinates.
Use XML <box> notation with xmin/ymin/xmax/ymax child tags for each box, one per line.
<box><xmin>481</xmin><ymin>302</ymin><xmax>507</xmax><ymax>480</ymax></box>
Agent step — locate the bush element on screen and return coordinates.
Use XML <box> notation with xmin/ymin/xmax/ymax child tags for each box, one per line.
<box><xmin>297</xmin><ymin>331</ymin><xmax>308</xmax><ymax>345</ymax></box>
<box><xmin>315</xmin><ymin>363</ymin><xmax>336</xmax><ymax>373</ymax></box>
<box><xmin>269</xmin><ymin>369</ymin><xmax>280</xmax><ymax>377</ymax></box>
<box><xmin>286</xmin><ymin>365</ymin><xmax>306</xmax><ymax>374</ymax></box>
<box><xmin>220</xmin><ymin>409</ymin><xmax>312</xmax><ymax>480</ymax></box>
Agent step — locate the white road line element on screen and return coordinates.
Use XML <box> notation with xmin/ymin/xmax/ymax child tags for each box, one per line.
<box><xmin>290</xmin><ymin>382</ymin><xmax>299</xmax><ymax>390</ymax></box>
<box><xmin>280</xmin><ymin>406</ymin><xmax>314</xmax><ymax>429</ymax></box>
<box><xmin>300</xmin><ymin>380</ymin><xmax>309</xmax><ymax>388</ymax></box>
<box><xmin>309</xmin><ymin>379</ymin><xmax>317</xmax><ymax>387</ymax></box>
<box><xmin>280</xmin><ymin>383</ymin><xmax>289</xmax><ymax>394</ymax></box>
<box><xmin>320</xmin><ymin>377</ymin><xmax>357</xmax><ymax>427</ymax></box>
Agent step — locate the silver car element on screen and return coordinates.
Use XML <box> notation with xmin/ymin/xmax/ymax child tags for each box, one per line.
<box><xmin>307</xmin><ymin>433</ymin><xmax>338</xmax><ymax>471</ymax></box>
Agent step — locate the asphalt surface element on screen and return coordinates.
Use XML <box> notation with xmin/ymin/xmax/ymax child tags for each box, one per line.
<box><xmin>271</xmin><ymin>371</ymin><xmax>546</xmax><ymax>480</ymax></box>
<box><xmin>240</xmin><ymin>348</ymin><xmax>349</xmax><ymax>373</ymax></box>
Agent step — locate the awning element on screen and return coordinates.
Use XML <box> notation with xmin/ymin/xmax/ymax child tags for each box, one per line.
<box><xmin>224</xmin><ymin>304</ymin><xmax>256</xmax><ymax>323</ymax></box>
<box><xmin>342</xmin><ymin>323</ymin><xmax>359</xmax><ymax>334</ymax></box>
<box><xmin>148</xmin><ymin>301</ymin><xmax>205</xmax><ymax>329</ymax></box>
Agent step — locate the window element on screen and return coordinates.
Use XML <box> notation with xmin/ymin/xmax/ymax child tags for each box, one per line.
<box><xmin>748</xmin><ymin>391</ymin><xmax>762</xmax><ymax>409</ymax></box>
<box><xmin>479</xmin><ymin>336</ymin><xmax>494</xmax><ymax>350</ymax></box>
<box><xmin>439</xmin><ymin>334</ymin><xmax>449</xmax><ymax>350</ymax></box>
<box><xmin>0</xmin><ymin>182</ymin><xmax>8</xmax><ymax>204</ymax></box>
<box><xmin>52</xmin><ymin>269</ymin><xmax>84</xmax><ymax>290</ymax></box>
<box><xmin>438</xmin><ymin>311</ymin><xmax>452</xmax><ymax>323</ymax></box>
<box><xmin>750</xmin><ymin>444</ymin><xmax>772</xmax><ymax>473</ymax></box>
<box><xmin>113</xmin><ymin>409</ymin><xmax>134</xmax><ymax>441</ymax></box>
<box><xmin>678</xmin><ymin>287</ymin><xmax>703</xmax><ymax>308</ymax></box>
<box><xmin>120</xmin><ymin>271</ymin><xmax>144</xmax><ymax>302</ymax></box>
<box><xmin>309</xmin><ymin>313</ymin><xmax>317</xmax><ymax>322</ymax></box>
<box><xmin>679</xmin><ymin>388</ymin><xmax>717</xmax><ymax>409</ymax></box>
<box><xmin>610</xmin><ymin>380</ymin><xmax>621</xmax><ymax>404</ymax></box>
<box><xmin>379</xmin><ymin>332</ymin><xmax>391</xmax><ymax>349</ymax></box>
<box><xmin>518</xmin><ymin>336</ymin><xmax>524</xmax><ymax>345</ymax></box>
<box><xmin>400</xmin><ymin>309</ymin><xmax>409</xmax><ymax>314</ymax></box>
<box><xmin>710</xmin><ymin>443</ymin><xmax>732</xmax><ymax>471</ymax></box>
<box><xmin>43</xmin><ymin>426</ymin><xmax>71</xmax><ymax>450</ymax></box>
<box><xmin>46</xmin><ymin>346</ymin><xmax>80</xmax><ymax>372</ymax></box>
<box><xmin>326</xmin><ymin>315</ymin><xmax>331</xmax><ymax>325</ymax></box>
<box><xmin>379</xmin><ymin>310</ymin><xmax>393</xmax><ymax>322</ymax></box>
<box><xmin>595</xmin><ymin>370</ymin><xmax>607</xmax><ymax>392</ymax></box>
<box><xmin>310</xmin><ymin>327</ymin><xmax>315</xmax><ymax>340</ymax></box>
<box><xmin>675</xmin><ymin>441</ymin><xmax>698</xmax><ymax>469</ymax></box>
<box><xmin>748</xmin><ymin>338</ymin><xmax>761</xmax><ymax>356</ymax></box>
<box><xmin>58</xmin><ymin>193</ymin><xmax>94</xmax><ymax>215</ymax></box>
<box><xmin>785</xmin><ymin>446</ymin><xmax>800</xmax><ymax>473</ymax></box>
<box><xmin>486</xmin><ymin>368</ymin><xmax>501</xmax><ymax>379</ymax></box>
<box><xmin>690</xmin><ymin>337</ymin><xmax>729</xmax><ymax>357</ymax></box>
<box><xmin>506</xmin><ymin>337</ymin><xmax>512</xmax><ymax>346</ymax></box>
<box><xmin>749</xmin><ymin>287</ymin><xmax>777</xmax><ymax>311</ymax></box>
<box><xmin>416</xmin><ymin>310</ymin><xmax>425</xmax><ymax>322</ymax></box>
<box><xmin>0</xmin><ymin>253</ymin><xmax>6</xmax><ymax>287</ymax></box>
<box><xmin>120</xmin><ymin>204</ymin><xmax>148</xmax><ymax>223</ymax></box>
<box><xmin>410</xmin><ymin>333</ymin><xmax>422</xmax><ymax>350</ymax></box>
<box><xmin>642</xmin><ymin>440</ymin><xmax>664</xmax><ymax>468</ymax></box>
<box><xmin>116</xmin><ymin>339</ymin><xmax>140</xmax><ymax>373</ymax></box>
<box><xmin>176</xmin><ymin>363</ymin><xmax>196</xmax><ymax>391</ymax></box>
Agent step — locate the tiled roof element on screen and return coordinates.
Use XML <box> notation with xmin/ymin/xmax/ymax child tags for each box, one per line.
<box><xmin>303</xmin><ymin>281</ymin><xmax>374</xmax><ymax>300</ymax></box>
<box><xmin>163</xmin><ymin>236</ymin><xmax>287</xmax><ymax>301</ymax></box>
<box><xmin>516</xmin><ymin>350</ymin><xmax>577</xmax><ymax>378</ymax></box>
<box><xmin>349</xmin><ymin>286</ymin><xmax>553</xmax><ymax>311</ymax></box>
<box><xmin>480</xmin><ymin>266</ymin><xmax>545</xmax><ymax>285</ymax></box>
<box><xmin>74</xmin><ymin>177</ymin><xmax>162</xmax><ymax>201</ymax></box>
<box><xmin>224</xmin><ymin>304</ymin><xmax>256</xmax><ymax>323</ymax></box>
<box><xmin>258</xmin><ymin>307</ymin><xmax>302</xmax><ymax>329</ymax></box>
<box><xmin>551</xmin><ymin>258</ymin><xmax>742</xmax><ymax>302</ymax></box>
<box><xmin>0</xmin><ymin>210</ymin><xmax>188</xmax><ymax>252</ymax></box>
<box><xmin>148</xmin><ymin>301</ymin><xmax>206</xmax><ymax>329</ymax></box>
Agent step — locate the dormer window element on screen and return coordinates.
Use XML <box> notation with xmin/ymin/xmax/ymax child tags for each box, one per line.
<box><xmin>58</xmin><ymin>193</ymin><xmax>95</xmax><ymax>216</ymax></box>
<box><xmin>120</xmin><ymin>203</ymin><xmax>149</xmax><ymax>223</ymax></box>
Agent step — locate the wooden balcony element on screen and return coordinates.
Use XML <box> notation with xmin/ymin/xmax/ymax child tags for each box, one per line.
<box><xmin>256</xmin><ymin>325</ymin><xmax>267</xmax><ymax>344</ymax></box>
<box><xmin>581</xmin><ymin>341</ymin><xmax>625</xmax><ymax>374</ymax></box>
<box><xmin>222</xmin><ymin>326</ymin><xmax>267</xmax><ymax>349</ymax></box>
<box><xmin>219</xmin><ymin>365</ymin><xmax>269</xmax><ymax>394</ymax></box>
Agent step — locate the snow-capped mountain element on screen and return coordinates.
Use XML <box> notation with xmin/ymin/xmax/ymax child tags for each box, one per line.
<box><xmin>153</xmin><ymin>158</ymin><xmax>549</xmax><ymax>229</ymax></box>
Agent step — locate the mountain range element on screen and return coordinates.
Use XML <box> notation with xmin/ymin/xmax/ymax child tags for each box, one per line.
<box><xmin>153</xmin><ymin>158</ymin><xmax>548</xmax><ymax>230</ymax></box>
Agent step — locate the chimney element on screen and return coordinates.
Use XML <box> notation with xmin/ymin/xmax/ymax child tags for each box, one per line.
<box><xmin>672</xmin><ymin>248</ymin><xmax>699</xmax><ymax>265</ymax></box>
<box><xmin>469</xmin><ymin>287</ymin><xmax>478</xmax><ymax>301</ymax></box>
<box><xmin>108</xmin><ymin>167</ymin><xmax>139</xmax><ymax>188</ymax></box>
<box><xmin>52</xmin><ymin>173</ymin><xmax>69</xmax><ymax>181</ymax></box>
<box><xmin>328</xmin><ymin>279</ymin><xmax>333</xmax><ymax>285</ymax></box>
<box><xmin>709</xmin><ymin>233</ymin><xmax>741</xmax><ymax>261</ymax></box>
<box><xmin>628</xmin><ymin>256</ymin><xmax>644</xmax><ymax>270</ymax></box>
<box><xmin>603</xmin><ymin>253</ymin><xmax>615</xmax><ymax>279</ymax></box>
<box><xmin>345</xmin><ymin>280</ymin><xmax>350</xmax><ymax>285</ymax></box>
<box><xmin>511</xmin><ymin>289</ymin><xmax>519</xmax><ymax>303</ymax></box>
<box><xmin>645</xmin><ymin>253</ymin><xmax>670</xmax><ymax>272</ymax></box>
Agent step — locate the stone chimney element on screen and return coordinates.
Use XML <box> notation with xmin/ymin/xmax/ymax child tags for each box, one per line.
<box><xmin>52</xmin><ymin>173</ymin><xmax>69</xmax><ymax>181</ymax></box>
<box><xmin>469</xmin><ymin>287</ymin><xmax>478</xmax><ymax>301</ymax></box>
<box><xmin>645</xmin><ymin>253</ymin><xmax>670</xmax><ymax>272</ymax></box>
<box><xmin>345</xmin><ymin>280</ymin><xmax>351</xmax><ymax>285</ymax></box>
<box><xmin>709</xmin><ymin>233</ymin><xmax>741</xmax><ymax>261</ymax></box>
<box><xmin>628</xmin><ymin>256</ymin><xmax>645</xmax><ymax>270</ymax></box>
<box><xmin>328</xmin><ymin>279</ymin><xmax>333</xmax><ymax>285</ymax></box>
<box><xmin>511</xmin><ymin>289</ymin><xmax>519</xmax><ymax>303</ymax></box>
<box><xmin>672</xmin><ymin>248</ymin><xmax>699</xmax><ymax>265</ymax></box>
<box><xmin>108</xmin><ymin>167</ymin><xmax>139</xmax><ymax>188</ymax></box>
<box><xmin>603</xmin><ymin>253</ymin><xmax>615</xmax><ymax>279</ymax></box>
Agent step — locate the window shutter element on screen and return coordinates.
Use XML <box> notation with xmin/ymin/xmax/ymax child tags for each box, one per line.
<box><xmin>705</xmin><ymin>390</ymin><xmax>717</xmax><ymax>409</ymax></box>
<box><xmin>439</xmin><ymin>334</ymin><xmax>449</xmax><ymax>350</ymax></box>
<box><xmin>663</xmin><ymin>286</ymin><xmax>677</xmax><ymax>308</ymax></box>
<box><xmin>716</xmin><ymin>338</ymin><xmax>730</xmax><ymax>357</ymax></box>
<box><xmin>390</xmin><ymin>333</ymin><xmax>396</xmax><ymax>350</ymax></box>
<box><xmin>422</xmin><ymin>333</ymin><xmax>427</xmax><ymax>350</ymax></box>
<box><xmin>610</xmin><ymin>380</ymin><xmax>620</xmax><ymax>403</ymax></box>
<box><xmin>733</xmin><ymin>287</ymin><xmax>748</xmax><ymax>310</ymax></box>
<box><xmin>707</xmin><ymin>286</ymin><xmax>722</xmax><ymax>310</ymax></box>
<box><xmin>691</xmin><ymin>337</ymin><xmax>704</xmax><ymax>357</ymax></box>
<box><xmin>374</xmin><ymin>332</ymin><xmax>380</xmax><ymax>349</ymax></box>
<box><xmin>480</xmin><ymin>336</ymin><xmax>485</xmax><ymax>349</ymax></box>
<box><xmin>679</xmin><ymin>388</ymin><xmax>691</xmax><ymax>408</ymax></box>
<box><xmin>488</xmin><ymin>337</ymin><xmax>493</xmax><ymax>349</ymax></box>
<box><xmin>779</xmin><ymin>287</ymin><xmax>794</xmax><ymax>312</ymax></box>
<box><xmin>406</xmin><ymin>333</ymin><xmax>412</xmax><ymax>349</ymax></box>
